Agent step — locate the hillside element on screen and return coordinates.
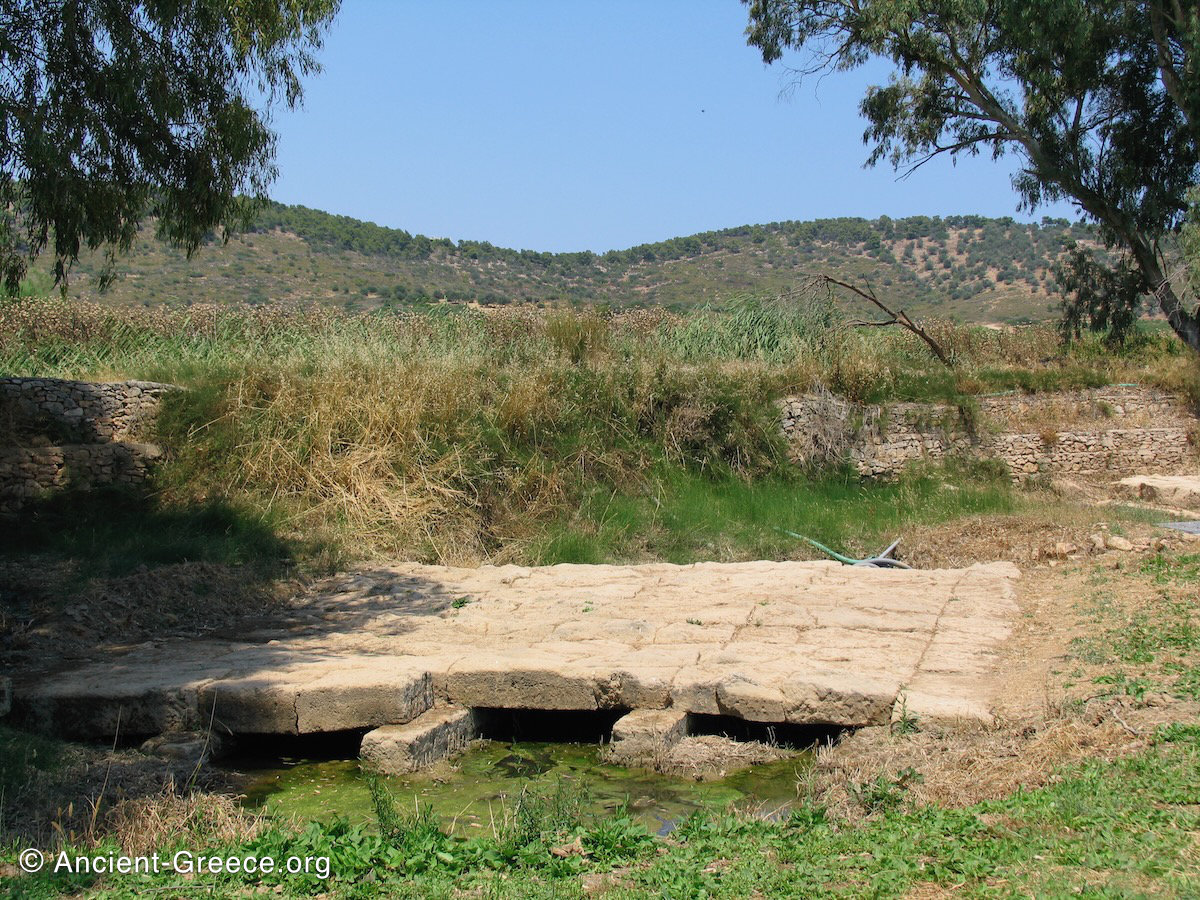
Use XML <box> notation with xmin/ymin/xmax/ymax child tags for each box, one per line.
<box><xmin>47</xmin><ymin>203</ymin><xmax>1107</xmax><ymax>324</ymax></box>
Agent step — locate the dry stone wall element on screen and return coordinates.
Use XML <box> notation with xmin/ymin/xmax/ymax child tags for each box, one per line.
<box><xmin>0</xmin><ymin>377</ymin><xmax>176</xmax><ymax>514</ymax></box>
<box><xmin>780</xmin><ymin>386</ymin><xmax>1196</xmax><ymax>480</ymax></box>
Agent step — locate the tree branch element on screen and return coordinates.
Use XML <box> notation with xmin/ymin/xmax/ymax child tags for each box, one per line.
<box><xmin>816</xmin><ymin>274</ymin><xmax>953</xmax><ymax>366</ymax></box>
<box><xmin>1149</xmin><ymin>2</ymin><xmax>1194</xmax><ymax>137</ymax></box>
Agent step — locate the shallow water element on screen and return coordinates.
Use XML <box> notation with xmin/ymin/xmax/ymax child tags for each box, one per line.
<box><xmin>234</xmin><ymin>742</ymin><xmax>809</xmax><ymax>836</ymax></box>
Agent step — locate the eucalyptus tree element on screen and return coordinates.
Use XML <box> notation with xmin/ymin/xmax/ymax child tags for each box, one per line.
<box><xmin>0</xmin><ymin>0</ymin><xmax>341</xmax><ymax>293</ymax></box>
<box><xmin>743</xmin><ymin>0</ymin><xmax>1200</xmax><ymax>349</ymax></box>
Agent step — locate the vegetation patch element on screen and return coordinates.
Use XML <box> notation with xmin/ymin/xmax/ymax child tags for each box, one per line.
<box><xmin>3</xmin><ymin>299</ymin><xmax>1193</xmax><ymax>566</ymax></box>
<box><xmin>3</xmin><ymin>725</ymin><xmax>1197</xmax><ymax>897</ymax></box>
<box><xmin>36</xmin><ymin>208</ymin><xmax>1119</xmax><ymax>325</ymax></box>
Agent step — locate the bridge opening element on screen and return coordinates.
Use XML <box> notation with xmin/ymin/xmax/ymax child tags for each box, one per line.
<box><xmin>685</xmin><ymin>713</ymin><xmax>844</xmax><ymax>750</ymax></box>
<box><xmin>470</xmin><ymin>707</ymin><xmax>631</xmax><ymax>743</ymax></box>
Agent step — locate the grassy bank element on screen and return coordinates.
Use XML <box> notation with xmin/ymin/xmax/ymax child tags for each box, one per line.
<box><xmin>1</xmin><ymin>297</ymin><xmax>1194</xmax><ymax>565</ymax></box>
<box><xmin>534</xmin><ymin>462</ymin><xmax>1016</xmax><ymax>564</ymax></box>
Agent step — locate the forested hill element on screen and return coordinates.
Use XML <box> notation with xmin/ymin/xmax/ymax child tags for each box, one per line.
<box><xmin>55</xmin><ymin>201</ymin><xmax>1103</xmax><ymax>324</ymax></box>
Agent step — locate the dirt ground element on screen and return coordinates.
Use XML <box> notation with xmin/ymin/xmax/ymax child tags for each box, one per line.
<box><xmin>0</xmin><ymin>559</ymin><xmax>299</xmax><ymax>679</ymax></box>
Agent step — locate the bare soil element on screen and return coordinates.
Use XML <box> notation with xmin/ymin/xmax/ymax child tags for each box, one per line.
<box><xmin>0</xmin><ymin>559</ymin><xmax>299</xmax><ymax>679</ymax></box>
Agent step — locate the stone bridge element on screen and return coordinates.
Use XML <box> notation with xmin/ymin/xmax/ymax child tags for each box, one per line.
<box><xmin>14</xmin><ymin>559</ymin><xmax>1019</xmax><ymax>770</ymax></box>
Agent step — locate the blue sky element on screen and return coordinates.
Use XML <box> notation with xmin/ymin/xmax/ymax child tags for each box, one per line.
<box><xmin>269</xmin><ymin>1</ymin><xmax>1078</xmax><ymax>254</ymax></box>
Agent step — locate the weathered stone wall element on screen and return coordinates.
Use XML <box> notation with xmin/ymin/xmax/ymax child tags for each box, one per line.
<box><xmin>0</xmin><ymin>377</ymin><xmax>172</xmax><ymax>444</ymax></box>
<box><xmin>780</xmin><ymin>386</ymin><xmax>1196</xmax><ymax>479</ymax></box>
<box><xmin>0</xmin><ymin>377</ymin><xmax>176</xmax><ymax>514</ymax></box>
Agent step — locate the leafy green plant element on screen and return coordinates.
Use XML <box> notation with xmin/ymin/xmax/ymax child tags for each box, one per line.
<box><xmin>365</xmin><ymin>775</ymin><xmax>457</xmax><ymax>874</ymax></box>
<box><xmin>891</xmin><ymin>694</ymin><xmax>921</xmax><ymax>736</ymax></box>
<box><xmin>847</xmin><ymin>767</ymin><xmax>924</xmax><ymax>814</ymax></box>
<box><xmin>1092</xmin><ymin>672</ymin><xmax>1153</xmax><ymax>702</ymax></box>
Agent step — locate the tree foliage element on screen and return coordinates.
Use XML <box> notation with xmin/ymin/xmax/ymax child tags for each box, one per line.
<box><xmin>0</xmin><ymin>0</ymin><xmax>340</xmax><ymax>293</ymax></box>
<box><xmin>743</xmin><ymin>0</ymin><xmax>1200</xmax><ymax>350</ymax></box>
<box><xmin>1055</xmin><ymin>244</ymin><xmax>1144</xmax><ymax>345</ymax></box>
<box><xmin>1185</xmin><ymin>188</ymin><xmax>1200</xmax><ymax>301</ymax></box>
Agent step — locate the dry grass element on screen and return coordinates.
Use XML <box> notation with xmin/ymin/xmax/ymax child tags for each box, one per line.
<box><xmin>4</xmin><ymin>296</ymin><xmax>1194</xmax><ymax>566</ymax></box>
<box><xmin>811</xmin><ymin>714</ymin><xmax>1143</xmax><ymax>821</ymax></box>
<box><xmin>105</xmin><ymin>784</ymin><xmax>263</xmax><ymax>856</ymax></box>
<box><xmin>605</xmin><ymin>735</ymin><xmax>793</xmax><ymax>782</ymax></box>
<box><xmin>2</xmin><ymin>739</ymin><xmax>251</xmax><ymax>852</ymax></box>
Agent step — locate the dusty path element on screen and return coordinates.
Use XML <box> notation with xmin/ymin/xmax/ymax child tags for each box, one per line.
<box><xmin>13</xmin><ymin>560</ymin><xmax>1019</xmax><ymax>741</ymax></box>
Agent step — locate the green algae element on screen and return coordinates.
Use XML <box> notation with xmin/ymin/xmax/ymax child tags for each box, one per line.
<box><xmin>235</xmin><ymin>741</ymin><xmax>809</xmax><ymax>835</ymax></box>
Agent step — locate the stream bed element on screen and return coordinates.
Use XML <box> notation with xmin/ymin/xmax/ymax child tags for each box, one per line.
<box><xmin>232</xmin><ymin>741</ymin><xmax>811</xmax><ymax>836</ymax></box>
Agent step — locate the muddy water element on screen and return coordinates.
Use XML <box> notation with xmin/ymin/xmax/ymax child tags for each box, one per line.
<box><xmin>234</xmin><ymin>742</ymin><xmax>810</xmax><ymax>836</ymax></box>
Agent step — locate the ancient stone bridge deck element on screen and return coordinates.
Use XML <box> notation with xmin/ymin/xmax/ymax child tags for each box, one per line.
<box><xmin>15</xmin><ymin>560</ymin><xmax>1019</xmax><ymax>743</ymax></box>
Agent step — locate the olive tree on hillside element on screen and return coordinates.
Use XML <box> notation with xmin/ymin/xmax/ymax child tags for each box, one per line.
<box><xmin>743</xmin><ymin>0</ymin><xmax>1200</xmax><ymax>349</ymax></box>
<box><xmin>0</xmin><ymin>0</ymin><xmax>341</xmax><ymax>293</ymax></box>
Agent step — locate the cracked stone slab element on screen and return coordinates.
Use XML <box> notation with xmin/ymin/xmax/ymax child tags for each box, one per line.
<box><xmin>12</xmin><ymin>560</ymin><xmax>1019</xmax><ymax>738</ymax></box>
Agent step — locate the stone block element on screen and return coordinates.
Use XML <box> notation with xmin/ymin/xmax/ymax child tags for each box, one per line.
<box><xmin>611</xmin><ymin>708</ymin><xmax>688</xmax><ymax>744</ymax></box>
<box><xmin>295</xmin><ymin>665</ymin><xmax>432</xmax><ymax>733</ymax></box>
<box><xmin>607</xmin><ymin>708</ymin><xmax>688</xmax><ymax>767</ymax></box>
<box><xmin>360</xmin><ymin>707</ymin><xmax>474</xmax><ymax>774</ymax></box>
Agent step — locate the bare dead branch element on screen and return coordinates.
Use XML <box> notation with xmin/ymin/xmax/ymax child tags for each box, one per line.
<box><xmin>817</xmin><ymin>274</ymin><xmax>954</xmax><ymax>367</ymax></box>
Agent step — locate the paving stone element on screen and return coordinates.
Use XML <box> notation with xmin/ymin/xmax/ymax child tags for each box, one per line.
<box><xmin>1119</xmin><ymin>474</ymin><xmax>1200</xmax><ymax>510</ymax></box>
<box><xmin>13</xmin><ymin>560</ymin><xmax>1020</xmax><ymax>739</ymax></box>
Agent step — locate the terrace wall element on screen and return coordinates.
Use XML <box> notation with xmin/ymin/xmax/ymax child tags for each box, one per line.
<box><xmin>0</xmin><ymin>378</ymin><xmax>176</xmax><ymax>514</ymax></box>
<box><xmin>780</xmin><ymin>386</ymin><xmax>1196</xmax><ymax>480</ymax></box>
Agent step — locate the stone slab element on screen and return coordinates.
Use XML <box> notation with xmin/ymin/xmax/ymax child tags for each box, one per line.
<box><xmin>12</xmin><ymin>560</ymin><xmax>1021</xmax><ymax>738</ymax></box>
<box><xmin>1162</xmin><ymin>521</ymin><xmax>1200</xmax><ymax>535</ymax></box>
<box><xmin>360</xmin><ymin>707</ymin><xmax>475</xmax><ymax>774</ymax></box>
<box><xmin>1119</xmin><ymin>474</ymin><xmax>1200</xmax><ymax>511</ymax></box>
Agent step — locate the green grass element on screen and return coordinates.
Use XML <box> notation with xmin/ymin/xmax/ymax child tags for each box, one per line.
<box><xmin>0</xmin><ymin>485</ymin><xmax>302</xmax><ymax>578</ymax></box>
<box><xmin>5</xmin><ymin>727</ymin><xmax>1198</xmax><ymax>897</ymax></box>
<box><xmin>0</xmin><ymin>725</ymin><xmax>63</xmax><ymax>804</ymax></box>
<box><xmin>1070</xmin><ymin>551</ymin><xmax>1200</xmax><ymax>704</ymax></box>
<box><xmin>535</xmin><ymin>463</ymin><xmax>1016</xmax><ymax>565</ymax></box>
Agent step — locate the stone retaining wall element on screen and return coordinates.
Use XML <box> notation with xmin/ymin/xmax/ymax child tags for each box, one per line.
<box><xmin>0</xmin><ymin>377</ymin><xmax>176</xmax><ymax>514</ymax></box>
<box><xmin>0</xmin><ymin>377</ymin><xmax>173</xmax><ymax>444</ymax></box>
<box><xmin>781</xmin><ymin>386</ymin><xmax>1197</xmax><ymax>479</ymax></box>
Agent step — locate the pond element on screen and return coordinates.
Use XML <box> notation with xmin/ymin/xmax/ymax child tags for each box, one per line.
<box><xmin>232</xmin><ymin>740</ymin><xmax>811</xmax><ymax>836</ymax></box>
